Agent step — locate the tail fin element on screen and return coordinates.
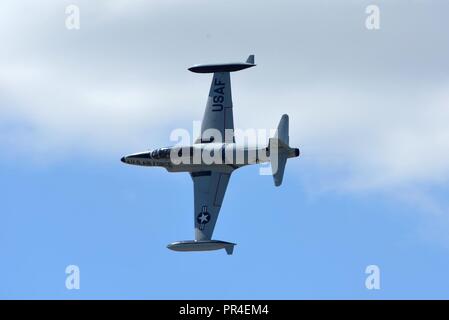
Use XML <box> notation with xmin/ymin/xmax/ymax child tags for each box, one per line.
<box><xmin>275</xmin><ymin>114</ymin><xmax>289</xmax><ymax>145</ymax></box>
<box><xmin>268</xmin><ymin>114</ymin><xmax>300</xmax><ymax>187</ymax></box>
<box><xmin>246</xmin><ymin>54</ymin><xmax>255</xmax><ymax>65</ymax></box>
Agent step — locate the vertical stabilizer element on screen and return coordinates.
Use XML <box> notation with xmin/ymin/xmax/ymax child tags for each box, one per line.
<box><xmin>274</xmin><ymin>114</ymin><xmax>289</xmax><ymax>145</ymax></box>
<box><xmin>269</xmin><ymin>114</ymin><xmax>299</xmax><ymax>186</ymax></box>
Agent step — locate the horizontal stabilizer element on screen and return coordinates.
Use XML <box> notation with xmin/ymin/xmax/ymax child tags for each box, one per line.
<box><xmin>167</xmin><ymin>240</ymin><xmax>236</xmax><ymax>255</ymax></box>
<box><xmin>189</xmin><ymin>55</ymin><xmax>256</xmax><ymax>73</ymax></box>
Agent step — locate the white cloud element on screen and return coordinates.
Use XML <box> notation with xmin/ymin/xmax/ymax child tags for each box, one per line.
<box><xmin>1</xmin><ymin>0</ymin><xmax>449</xmax><ymax>194</ymax></box>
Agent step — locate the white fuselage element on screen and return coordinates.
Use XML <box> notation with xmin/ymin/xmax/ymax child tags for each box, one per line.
<box><xmin>121</xmin><ymin>143</ymin><xmax>272</xmax><ymax>173</ymax></box>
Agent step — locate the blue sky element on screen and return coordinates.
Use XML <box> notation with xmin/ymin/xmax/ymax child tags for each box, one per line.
<box><xmin>2</xmin><ymin>155</ymin><xmax>449</xmax><ymax>299</ymax></box>
<box><xmin>1</xmin><ymin>0</ymin><xmax>449</xmax><ymax>299</ymax></box>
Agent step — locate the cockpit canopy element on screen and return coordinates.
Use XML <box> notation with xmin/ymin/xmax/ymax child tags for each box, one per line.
<box><xmin>150</xmin><ymin>147</ymin><xmax>171</xmax><ymax>159</ymax></box>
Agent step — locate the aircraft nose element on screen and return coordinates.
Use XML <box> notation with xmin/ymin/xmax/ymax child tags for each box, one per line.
<box><xmin>121</xmin><ymin>156</ymin><xmax>126</xmax><ymax>163</ymax></box>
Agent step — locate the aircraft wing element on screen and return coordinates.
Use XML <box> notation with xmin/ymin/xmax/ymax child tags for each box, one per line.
<box><xmin>191</xmin><ymin>55</ymin><xmax>256</xmax><ymax>143</ymax></box>
<box><xmin>191</xmin><ymin>171</ymin><xmax>231</xmax><ymax>240</ymax></box>
<box><xmin>196</xmin><ymin>72</ymin><xmax>235</xmax><ymax>143</ymax></box>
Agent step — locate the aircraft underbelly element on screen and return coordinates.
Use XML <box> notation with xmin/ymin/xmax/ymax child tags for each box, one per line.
<box><xmin>166</xmin><ymin>163</ymin><xmax>235</xmax><ymax>173</ymax></box>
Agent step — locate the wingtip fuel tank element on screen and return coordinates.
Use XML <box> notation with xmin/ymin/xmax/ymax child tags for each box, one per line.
<box><xmin>167</xmin><ymin>240</ymin><xmax>236</xmax><ymax>255</ymax></box>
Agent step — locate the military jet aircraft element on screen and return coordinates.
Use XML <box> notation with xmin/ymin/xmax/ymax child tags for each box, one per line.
<box><xmin>121</xmin><ymin>55</ymin><xmax>300</xmax><ymax>254</ymax></box>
